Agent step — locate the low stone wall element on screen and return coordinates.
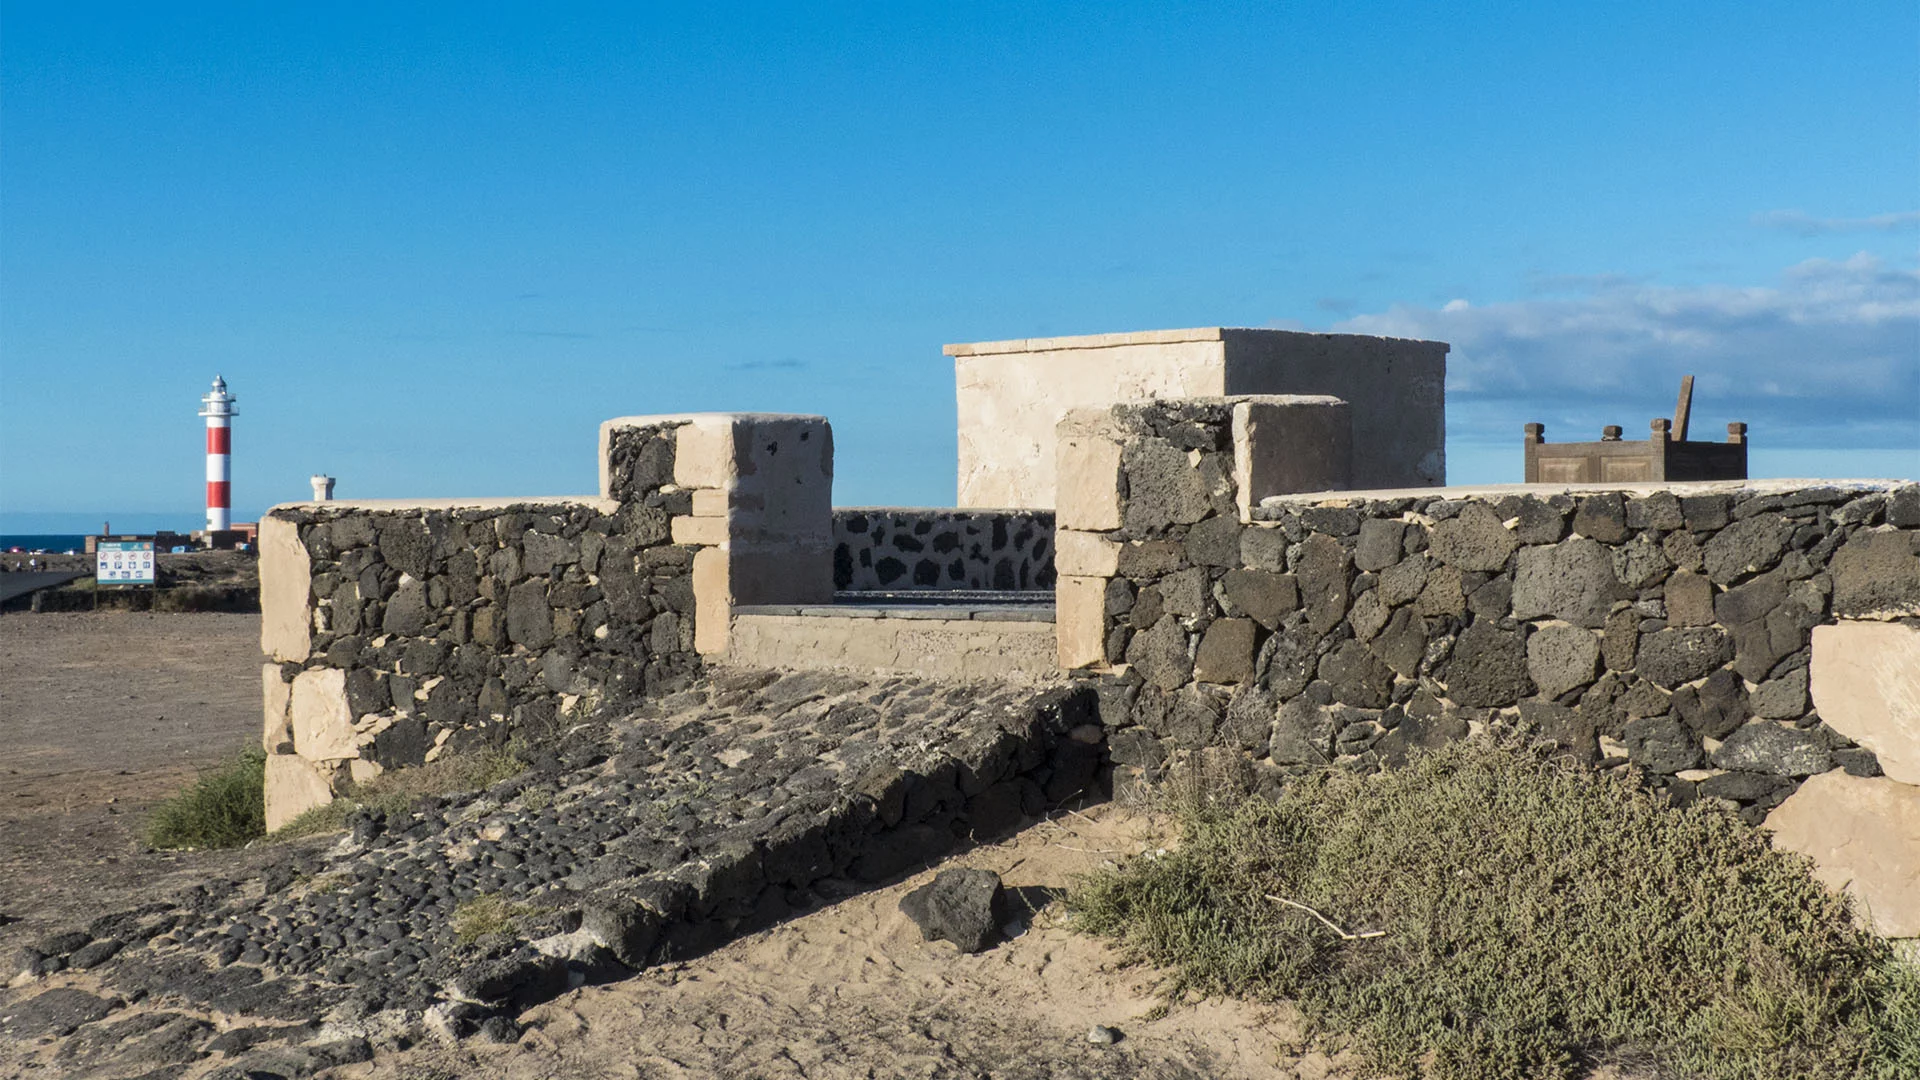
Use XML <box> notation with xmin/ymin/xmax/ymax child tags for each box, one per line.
<box><xmin>832</xmin><ymin>509</ymin><xmax>1054</xmax><ymax>592</ymax></box>
<box><xmin>1054</xmin><ymin>399</ymin><xmax>1920</xmax><ymax>826</ymax></box>
<box><xmin>260</xmin><ymin>423</ymin><xmax>702</xmax><ymax>827</ymax></box>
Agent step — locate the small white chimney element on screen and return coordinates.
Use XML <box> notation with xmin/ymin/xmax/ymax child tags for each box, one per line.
<box><xmin>310</xmin><ymin>475</ymin><xmax>336</xmax><ymax>501</ymax></box>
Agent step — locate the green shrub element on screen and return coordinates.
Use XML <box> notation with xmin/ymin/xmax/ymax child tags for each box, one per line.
<box><xmin>271</xmin><ymin>744</ymin><xmax>526</xmax><ymax>840</ymax></box>
<box><xmin>1068</xmin><ymin>740</ymin><xmax>1913</xmax><ymax>1080</ymax></box>
<box><xmin>147</xmin><ymin>745</ymin><xmax>266</xmax><ymax>849</ymax></box>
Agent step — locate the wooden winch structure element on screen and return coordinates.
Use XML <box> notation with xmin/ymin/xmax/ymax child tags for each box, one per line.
<box><xmin>1523</xmin><ymin>376</ymin><xmax>1748</xmax><ymax>483</ymax></box>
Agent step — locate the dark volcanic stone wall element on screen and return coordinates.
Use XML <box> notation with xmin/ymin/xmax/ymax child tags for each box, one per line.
<box><xmin>269</xmin><ymin>422</ymin><xmax>700</xmax><ymax>768</ymax></box>
<box><xmin>1081</xmin><ymin>400</ymin><xmax>1920</xmax><ymax>823</ymax></box>
<box><xmin>833</xmin><ymin>509</ymin><xmax>1055</xmax><ymax>592</ymax></box>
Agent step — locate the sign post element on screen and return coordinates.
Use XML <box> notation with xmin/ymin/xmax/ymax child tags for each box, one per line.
<box><xmin>96</xmin><ymin>540</ymin><xmax>156</xmax><ymax>587</ymax></box>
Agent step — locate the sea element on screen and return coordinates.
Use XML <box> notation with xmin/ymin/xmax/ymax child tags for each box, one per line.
<box><xmin>0</xmin><ymin>535</ymin><xmax>90</xmax><ymax>554</ymax></box>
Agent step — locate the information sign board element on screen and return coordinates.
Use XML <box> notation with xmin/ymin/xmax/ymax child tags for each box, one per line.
<box><xmin>97</xmin><ymin>540</ymin><xmax>156</xmax><ymax>585</ymax></box>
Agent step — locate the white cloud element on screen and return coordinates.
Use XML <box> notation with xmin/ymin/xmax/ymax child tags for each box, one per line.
<box><xmin>1752</xmin><ymin>209</ymin><xmax>1920</xmax><ymax>235</ymax></box>
<box><xmin>1334</xmin><ymin>254</ymin><xmax>1920</xmax><ymax>449</ymax></box>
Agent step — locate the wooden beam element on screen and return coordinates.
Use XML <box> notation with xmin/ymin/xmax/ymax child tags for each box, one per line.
<box><xmin>1672</xmin><ymin>375</ymin><xmax>1695</xmax><ymax>442</ymax></box>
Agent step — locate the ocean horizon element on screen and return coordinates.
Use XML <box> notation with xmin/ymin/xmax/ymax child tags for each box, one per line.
<box><xmin>1</xmin><ymin>534</ymin><xmax>91</xmax><ymax>553</ymax></box>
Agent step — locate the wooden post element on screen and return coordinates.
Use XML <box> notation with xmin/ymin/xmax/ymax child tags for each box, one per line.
<box><xmin>1672</xmin><ymin>375</ymin><xmax>1695</xmax><ymax>442</ymax></box>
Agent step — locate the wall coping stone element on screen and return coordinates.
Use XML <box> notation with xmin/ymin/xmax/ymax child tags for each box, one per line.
<box><xmin>943</xmin><ymin>326</ymin><xmax>1446</xmax><ymax>357</ymax></box>
<box><xmin>734</xmin><ymin>603</ymin><xmax>1054</xmax><ymax>623</ymax></box>
<box><xmin>1256</xmin><ymin>478</ymin><xmax>1911</xmax><ymax>508</ymax></box>
<box><xmin>833</xmin><ymin>505</ymin><xmax>1051</xmax><ymax>515</ymax></box>
<box><xmin>266</xmin><ymin>496</ymin><xmax>619</xmax><ymax>514</ymax></box>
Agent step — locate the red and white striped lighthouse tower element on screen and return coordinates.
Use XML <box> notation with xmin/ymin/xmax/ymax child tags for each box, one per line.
<box><xmin>199</xmin><ymin>375</ymin><xmax>238</xmax><ymax>532</ymax></box>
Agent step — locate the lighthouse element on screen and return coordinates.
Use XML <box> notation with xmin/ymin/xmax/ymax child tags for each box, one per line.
<box><xmin>199</xmin><ymin>375</ymin><xmax>237</xmax><ymax>532</ymax></box>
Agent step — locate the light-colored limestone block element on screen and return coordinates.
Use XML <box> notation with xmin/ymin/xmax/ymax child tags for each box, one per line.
<box><xmin>671</xmin><ymin>515</ymin><xmax>729</xmax><ymax>546</ymax></box>
<box><xmin>672</xmin><ymin>414</ymin><xmax>738</xmax><ymax>490</ymax></box>
<box><xmin>264</xmin><ymin>753</ymin><xmax>336</xmax><ymax>833</ymax></box>
<box><xmin>1055</xmin><ymin>531</ymin><xmax>1120</xmax><ymax>577</ymax></box>
<box><xmin>1812</xmin><ymin>621</ymin><xmax>1920</xmax><ymax>785</ymax></box>
<box><xmin>948</xmin><ymin>328</ymin><xmax>1446</xmax><ymax>507</ymax></box>
<box><xmin>290</xmin><ymin>667</ymin><xmax>356</xmax><ymax>761</ymax></box>
<box><xmin>1057</xmin><ymin>575</ymin><xmax>1112</xmax><ymax>669</ymax></box>
<box><xmin>1232</xmin><ymin>396</ymin><xmax>1352</xmax><ymax>518</ymax></box>
<box><xmin>691</xmin><ymin>488</ymin><xmax>730</xmax><ymax>517</ymax></box>
<box><xmin>1766</xmin><ymin>769</ymin><xmax>1920</xmax><ymax>938</ymax></box>
<box><xmin>725</xmin><ymin>614</ymin><xmax>1057</xmax><ymax>679</ymax></box>
<box><xmin>693</xmin><ymin>547</ymin><xmax>732</xmax><ymax>655</ymax></box>
<box><xmin>262</xmin><ymin>664</ymin><xmax>293</xmax><ymax>751</ymax></box>
<box><xmin>259</xmin><ymin>515</ymin><xmax>312</xmax><ymax>663</ymax></box>
<box><xmin>1055</xmin><ymin>411</ymin><xmax>1125</xmax><ymax>531</ymax></box>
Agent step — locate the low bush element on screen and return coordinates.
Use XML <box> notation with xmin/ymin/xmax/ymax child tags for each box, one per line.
<box><xmin>1068</xmin><ymin>739</ymin><xmax>1917</xmax><ymax>1079</ymax></box>
<box><xmin>271</xmin><ymin>744</ymin><xmax>526</xmax><ymax>840</ymax></box>
<box><xmin>147</xmin><ymin>745</ymin><xmax>266</xmax><ymax>849</ymax></box>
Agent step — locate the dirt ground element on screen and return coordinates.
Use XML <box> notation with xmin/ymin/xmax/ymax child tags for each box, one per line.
<box><xmin>0</xmin><ymin>612</ymin><xmax>276</xmax><ymax>957</ymax></box>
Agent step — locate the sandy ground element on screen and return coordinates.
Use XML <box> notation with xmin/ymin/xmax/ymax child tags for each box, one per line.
<box><xmin>0</xmin><ymin>612</ymin><xmax>273</xmax><ymax>954</ymax></box>
<box><xmin>352</xmin><ymin>804</ymin><xmax>1350</xmax><ymax>1080</ymax></box>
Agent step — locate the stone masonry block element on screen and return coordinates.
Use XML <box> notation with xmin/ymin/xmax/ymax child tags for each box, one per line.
<box><xmin>290</xmin><ymin>667</ymin><xmax>355</xmax><ymax>761</ymax></box>
<box><xmin>1766</xmin><ymin>770</ymin><xmax>1920</xmax><ymax>938</ymax></box>
<box><xmin>1056</xmin><ymin>575</ymin><xmax>1112</xmax><ymax>670</ymax></box>
<box><xmin>1054</xmin><ymin>530</ymin><xmax>1120</xmax><ymax>578</ymax></box>
<box><xmin>259</xmin><ymin>515</ymin><xmax>312</xmax><ymax>663</ymax></box>
<box><xmin>693</xmin><ymin>547</ymin><xmax>731</xmax><ymax>656</ymax></box>
<box><xmin>671</xmin><ymin>515</ymin><xmax>730</xmax><ymax>546</ymax></box>
<box><xmin>672</xmin><ymin>415</ymin><xmax>737</xmax><ymax>490</ymax></box>
<box><xmin>264</xmin><ymin>753</ymin><xmax>337</xmax><ymax>833</ymax></box>
<box><xmin>1054</xmin><ymin>411</ymin><xmax>1125</xmax><ymax>530</ymax></box>
<box><xmin>1194</xmin><ymin>618</ymin><xmax>1257</xmax><ymax>684</ymax></box>
<box><xmin>1811</xmin><ymin>621</ymin><xmax>1920</xmax><ymax>785</ymax></box>
<box><xmin>262</xmin><ymin>664</ymin><xmax>293</xmax><ymax>752</ymax></box>
<box><xmin>1231</xmin><ymin>396</ymin><xmax>1351</xmax><ymax>518</ymax></box>
<box><xmin>1830</xmin><ymin>530</ymin><xmax>1920</xmax><ymax>619</ymax></box>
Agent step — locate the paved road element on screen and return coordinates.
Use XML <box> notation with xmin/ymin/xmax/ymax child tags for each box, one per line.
<box><xmin>0</xmin><ymin>571</ymin><xmax>85</xmax><ymax>605</ymax></box>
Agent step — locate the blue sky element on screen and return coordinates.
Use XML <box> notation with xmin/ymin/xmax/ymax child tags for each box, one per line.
<box><xmin>3</xmin><ymin>1</ymin><xmax>1916</xmax><ymax>532</ymax></box>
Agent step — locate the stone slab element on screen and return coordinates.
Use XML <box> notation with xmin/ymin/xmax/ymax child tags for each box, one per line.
<box><xmin>1811</xmin><ymin>621</ymin><xmax>1920</xmax><ymax>785</ymax></box>
<box><xmin>1766</xmin><ymin>769</ymin><xmax>1920</xmax><ymax>938</ymax></box>
<box><xmin>264</xmin><ymin>752</ymin><xmax>336</xmax><ymax>833</ymax></box>
<box><xmin>726</xmin><ymin>613</ymin><xmax>1058</xmax><ymax>679</ymax></box>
